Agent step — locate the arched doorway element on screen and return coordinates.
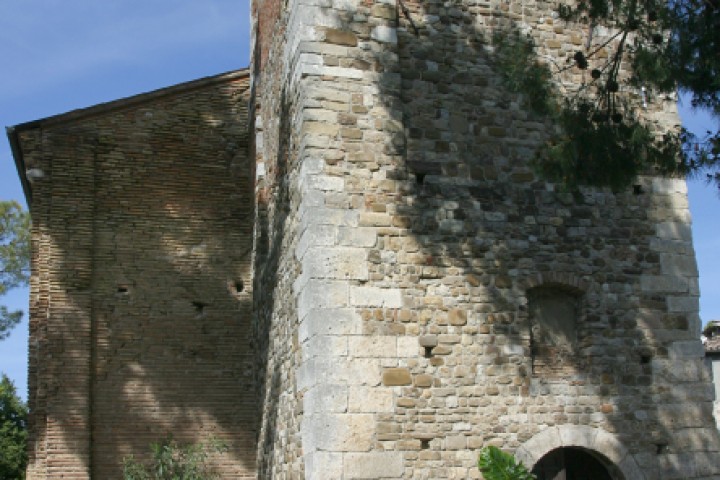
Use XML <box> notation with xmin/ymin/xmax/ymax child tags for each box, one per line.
<box><xmin>532</xmin><ymin>447</ymin><xmax>615</xmax><ymax>480</ymax></box>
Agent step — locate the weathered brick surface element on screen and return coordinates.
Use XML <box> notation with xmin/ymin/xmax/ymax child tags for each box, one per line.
<box><xmin>14</xmin><ymin>71</ymin><xmax>256</xmax><ymax>479</ymax></box>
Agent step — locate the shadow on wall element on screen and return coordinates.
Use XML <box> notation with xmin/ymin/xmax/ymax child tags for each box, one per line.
<box><xmin>23</xmin><ymin>77</ymin><xmax>258</xmax><ymax>478</ymax></box>
<box><xmin>252</xmin><ymin>0</ymin><xmax>719</xmax><ymax>477</ymax></box>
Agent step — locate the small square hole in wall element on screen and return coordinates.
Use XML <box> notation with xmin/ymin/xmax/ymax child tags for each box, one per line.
<box><xmin>424</xmin><ymin>346</ymin><xmax>433</xmax><ymax>358</ymax></box>
<box><xmin>633</xmin><ymin>184</ymin><xmax>644</xmax><ymax>195</ymax></box>
<box><xmin>192</xmin><ymin>301</ymin><xmax>207</xmax><ymax>315</ymax></box>
<box><xmin>228</xmin><ymin>279</ymin><xmax>245</xmax><ymax>297</ymax></box>
<box><xmin>640</xmin><ymin>354</ymin><xmax>652</xmax><ymax>364</ymax></box>
<box><xmin>116</xmin><ymin>284</ymin><xmax>130</xmax><ymax>295</ymax></box>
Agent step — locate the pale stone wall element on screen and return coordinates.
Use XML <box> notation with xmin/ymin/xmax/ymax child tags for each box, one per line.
<box><xmin>251</xmin><ymin>0</ymin><xmax>720</xmax><ymax>478</ymax></box>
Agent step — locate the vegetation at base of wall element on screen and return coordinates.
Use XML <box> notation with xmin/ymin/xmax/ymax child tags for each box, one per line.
<box><xmin>0</xmin><ymin>200</ymin><xmax>30</xmax><ymax>341</ymax></box>
<box><xmin>0</xmin><ymin>374</ymin><xmax>28</xmax><ymax>480</ymax></box>
<box><xmin>123</xmin><ymin>436</ymin><xmax>229</xmax><ymax>480</ymax></box>
<box><xmin>478</xmin><ymin>446</ymin><xmax>537</xmax><ymax>480</ymax></box>
<box><xmin>493</xmin><ymin>0</ymin><xmax>719</xmax><ymax>192</ymax></box>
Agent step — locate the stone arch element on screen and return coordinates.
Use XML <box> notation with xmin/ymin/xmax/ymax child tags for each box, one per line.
<box><xmin>514</xmin><ymin>425</ymin><xmax>645</xmax><ymax>480</ymax></box>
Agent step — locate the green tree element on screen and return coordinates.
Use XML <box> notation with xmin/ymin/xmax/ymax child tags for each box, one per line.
<box><xmin>0</xmin><ymin>201</ymin><xmax>30</xmax><ymax>341</ymax></box>
<box><xmin>496</xmin><ymin>0</ymin><xmax>720</xmax><ymax>191</ymax></box>
<box><xmin>0</xmin><ymin>374</ymin><xmax>28</xmax><ymax>479</ymax></box>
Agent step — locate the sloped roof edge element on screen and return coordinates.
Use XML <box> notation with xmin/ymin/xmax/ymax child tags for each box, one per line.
<box><xmin>7</xmin><ymin>68</ymin><xmax>250</xmax><ymax>204</ymax></box>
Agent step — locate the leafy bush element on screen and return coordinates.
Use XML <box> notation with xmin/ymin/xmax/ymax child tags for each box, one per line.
<box><xmin>478</xmin><ymin>446</ymin><xmax>537</xmax><ymax>480</ymax></box>
<box><xmin>123</xmin><ymin>436</ymin><xmax>228</xmax><ymax>480</ymax></box>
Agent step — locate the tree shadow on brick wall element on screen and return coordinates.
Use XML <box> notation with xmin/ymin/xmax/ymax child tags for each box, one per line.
<box><xmin>26</xmin><ymin>78</ymin><xmax>259</xmax><ymax>478</ymax></box>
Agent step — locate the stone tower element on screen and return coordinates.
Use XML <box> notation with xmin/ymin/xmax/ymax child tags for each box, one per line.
<box><xmin>10</xmin><ymin>0</ymin><xmax>720</xmax><ymax>478</ymax></box>
<box><xmin>250</xmin><ymin>0</ymin><xmax>720</xmax><ymax>478</ymax></box>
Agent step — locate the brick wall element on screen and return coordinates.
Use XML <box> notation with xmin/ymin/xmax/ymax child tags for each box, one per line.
<box><xmin>15</xmin><ymin>71</ymin><xmax>257</xmax><ymax>479</ymax></box>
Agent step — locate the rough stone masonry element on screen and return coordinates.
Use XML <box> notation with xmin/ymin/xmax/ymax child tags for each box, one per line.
<box><xmin>8</xmin><ymin>0</ymin><xmax>720</xmax><ymax>478</ymax></box>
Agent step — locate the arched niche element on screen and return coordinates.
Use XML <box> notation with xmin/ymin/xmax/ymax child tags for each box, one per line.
<box><xmin>527</xmin><ymin>284</ymin><xmax>583</xmax><ymax>377</ymax></box>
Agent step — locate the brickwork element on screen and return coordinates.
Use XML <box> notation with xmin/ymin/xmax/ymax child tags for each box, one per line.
<box><xmin>250</xmin><ymin>0</ymin><xmax>720</xmax><ymax>478</ymax></box>
<box><xmin>13</xmin><ymin>71</ymin><xmax>257</xmax><ymax>479</ymax></box>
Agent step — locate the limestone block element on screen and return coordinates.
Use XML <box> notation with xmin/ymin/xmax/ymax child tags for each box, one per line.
<box><xmin>350</xmin><ymin>286</ymin><xmax>403</xmax><ymax>308</ymax></box>
<box><xmin>298</xmin><ymin>357</ymin><xmax>381</xmax><ymax>390</ymax></box>
<box><xmin>397</xmin><ymin>336</ymin><xmax>419</xmax><ymax>357</ymax></box>
<box><xmin>344</xmin><ymin>452</ymin><xmax>404</xmax><ymax>479</ymax></box>
<box><xmin>338</xmin><ymin>226</ymin><xmax>377</xmax><ymax>247</ymax></box>
<box><xmin>656</xmin><ymin>221</ymin><xmax>693</xmax><ymax>241</ymax></box>
<box><xmin>303</xmin><ymin>246</ymin><xmax>369</xmax><ymax>280</ymax></box>
<box><xmin>301</xmin><ymin>64</ymin><xmax>365</xmax><ymax>80</ymax></box>
<box><xmin>382</xmin><ymin>368</ymin><xmax>411</xmax><ymax>386</ymax></box>
<box><xmin>303</xmin><ymin>335</ymin><xmax>348</xmax><ymax>360</ymax></box>
<box><xmin>660</xmin><ymin>253</ymin><xmax>699</xmax><ymax>276</ymax></box>
<box><xmin>297</xmin><ymin>225</ymin><xmax>338</xmax><ymax>260</ymax></box>
<box><xmin>303</xmin><ymin>413</ymin><xmax>375</xmax><ymax>452</ymax></box>
<box><xmin>304</xmin><ymin>384</ymin><xmax>348</xmax><ymax>414</ymax></box>
<box><xmin>348</xmin><ymin>386</ymin><xmax>393</xmax><ymax>413</ymax></box>
<box><xmin>297</xmin><ymin>280</ymin><xmax>349</xmax><ymax>321</ymax></box>
<box><xmin>445</xmin><ymin>435</ymin><xmax>467</xmax><ymax>450</ymax></box>
<box><xmin>666</xmin><ymin>295</ymin><xmax>699</xmax><ymax>313</ymax></box>
<box><xmin>349</xmin><ymin>336</ymin><xmax>396</xmax><ymax>357</ymax></box>
<box><xmin>298</xmin><ymin>308</ymin><xmax>362</xmax><ymax>342</ymax></box>
<box><xmin>305</xmin><ymin>452</ymin><xmax>344</xmax><ymax>479</ymax></box>
<box><xmin>419</xmin><ymin>335</ymin><xmax>438</xmax><ymax>347</ymax></box>
<box><xmin>370</xmin><ymin>26</ymin><xmax>398</xmax><ymax>44</ymax></box>
<box><xmin>300</xmin><ymin>207</ymin><xmax>358</xmax><ymax>230</ymax></box>
<box><xmin>640</xmin><ymin>275</ymin><xmax>689</xmax><ymax>294</ymax></box>
<box><xmin>303</xmin><ymin>174</ymin><xmax>345</xmax><ymax>192</ymax></box>
<box><xmin>668</xmin><ymin>340</ymin><xmax>704</xmax><ymax>359</ymax></box>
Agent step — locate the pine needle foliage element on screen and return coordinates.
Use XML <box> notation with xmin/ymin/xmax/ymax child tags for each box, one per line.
<box><xmin>0</xmin><ymin>201</ymin><xmax>30</xmax><ymax>341</ymax></box>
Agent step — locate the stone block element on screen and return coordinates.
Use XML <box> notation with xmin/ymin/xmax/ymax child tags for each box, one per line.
<box><xmin>397</xmin><ymin>336</ymin><xmax>418</xmax><ymax>357</ymax></box>
<box><xmin>297</xmin><ymin>280</ymin><xmax>349</xmax><ymax>321</ymax></box>
<box><xmin>344</xmin><ymin>452</ymin><xmax>404</xmax><ymax>479</ymax></box>
<box><xmin>448</xmin><ymin>309</ymin><xmax>467</xmax><ymax>326</ymax></box>
<box><xmin>350</xmin><ymin>286</ymin><xmax>403</xmax><ymax>308</ymax></box>
<box><xmin>348</xmin><ymin>386</ymin><xmax>393</xmax><ymax>413</ymax></box>
<box><xmin>303</xmin><ymin>413</ymin><xmax>374</xmax><ymax>452</ymax></box>
<box><xmin>304</xmin><ymin>246</ymin><xmax>368</xmax><ymax>280</ymax></box>
<box><xmin>419</xmin><ymin>335</ymin><xmax>438</xmax><ymax>347</ymax></box>
<box><xmin>298</xmin><ymin>308</ymin><xmax>362</xmax><ymax>342</ymax></box>
<box><xmin>445</xmin><ymin>435</ymin><xmax>467</xmax><ymax>450</ymax></box>
<box><xmin>370</xmin><ymin>26</ymin><xmax>397</xmax><ymax>44</ymax></box>
<box><xmin>304</xmin><ymin>384</ymin><xmax>348</xmax><ymax>414</ymax></box>
<box><xmin>415</xmin><ymin>374</ymin><xmax>433</xmax><ymax>388</ymax></box>
<box><xmin>323</xmin><ymin>28</ymin><xmax>358</xmax><ymax>46</ymax></box>
<box><xmin>349</xmin><ymin>336</ymin><xmax>396</xmax><ymax>357</ymax></box>
<box><xmin>306</xmin><ymin>452</ymin><xmax>344</xmax><ymax>479</ymax></box>
<box><xmin>382</xmin><ymin>368</ymin><xmax>411</xmax><ymax>386</ymax></box>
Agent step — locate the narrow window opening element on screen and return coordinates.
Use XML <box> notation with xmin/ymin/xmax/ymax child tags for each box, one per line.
<box><xmin>640</xmin><ymin>354</ymin><xmax>652</xmax><ymax>364</ymax></box>
<box><xmin>416</xmin><ymin>172</ymin><xmax>426</xmax><ymax>185</ymax></box>
<box><xmin>633</xmin><ymin>184</ymin><xmax>644</xmax><ymax>195</ymax></box>
<box><xmin>424</xmin><ymin>346</ymin><xmax>433</xmax><ymax>358</ymax></box>
<box><xmin>235</xmin><ymin>280</ymin><xmax>245</xmax><ymax>293</ymax></box>
<box><xmin>420</xmin><ymin>439</ymin><xmax>430</xmax><ymax>449</ymax></box>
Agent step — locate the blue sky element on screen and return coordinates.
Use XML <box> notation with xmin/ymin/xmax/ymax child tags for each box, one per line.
<box><xmin>0</xmin><ymin>1</ymin><xmax>718</xmax><ymax>402</ymax></box>
<box><xmin>0</xmin><ymin>0</ymin><xmax>251</xmax><ymax>400</ymax></box>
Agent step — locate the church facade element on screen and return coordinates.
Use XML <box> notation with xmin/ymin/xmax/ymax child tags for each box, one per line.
<box><xmin>9</xmin><ymin>0</ymin><xmax>720</xmax><ymax>478</ymax></box>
